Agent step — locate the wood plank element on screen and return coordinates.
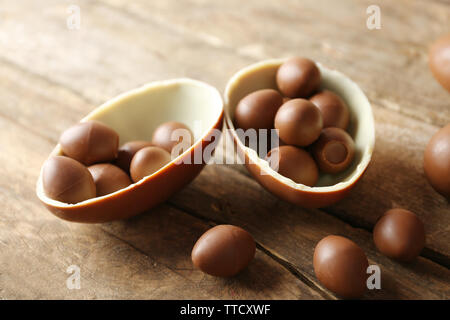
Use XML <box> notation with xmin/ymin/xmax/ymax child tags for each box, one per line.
<box><xmin>0</xmin><ymin>117</ymin><xmax>319</xmax><ymax>299</ymax></box>
<box><xmin>169</xmin><ymin>164</ymin><xmax>450</xmax><ymax>300</ymax></box>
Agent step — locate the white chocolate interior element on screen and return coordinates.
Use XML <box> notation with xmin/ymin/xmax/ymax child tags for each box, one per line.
<box><xmin>37</xmin><ymin>78</ymin><xmax>223</xmax><ymax>207</ymax></box>
<box><xmin>224</xmin><ymin>59</ymin><xmax>375</xmax><ymax>191</ymax></box>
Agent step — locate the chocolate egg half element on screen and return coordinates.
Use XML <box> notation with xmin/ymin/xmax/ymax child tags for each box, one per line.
<box><xmin>313</xmin><ymin>235</ymin><xmax>368</xmax><ymax>299</ymax></box>
<box><xmin>191</xmin><ymin>225</ymin><xmax>256</xmax><ymax>277</ymax></box>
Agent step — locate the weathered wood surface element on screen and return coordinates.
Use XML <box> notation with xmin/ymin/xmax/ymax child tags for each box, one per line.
<box><xmin>0</xmin><ymin>0</ymin><xmax>449</xmax><ymax>299</ymax></box>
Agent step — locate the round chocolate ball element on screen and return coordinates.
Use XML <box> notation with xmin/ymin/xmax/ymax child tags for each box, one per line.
<box><xmin>191</xmin><ymin>225</ymin><xmax>256</xmax><ymax>277</ymax></box>
<box><xmin>266</xmin><ymin>145</ymin><xmax>319</xmax><ymax>187</ymax></box>
<box><xmin>88</xmin><ymin>164</ymin><xmax>132</xmax><ymax>196</ymax></box>
<box><xmin>130</xmin><ymin>146</ymin><xmax>171</xmax><ymax>182</ymax></box>
<box><xmin>313</xmin><ymin>235</ymin><xmax>369</xmax><ymax>299</ymax></box>
<box><xmin>429</xmin><ymin>34</ymin><xmax>450</xmax><ymax>92</ymax></box>
<box><xmin>152</xmin><ymin>121</ymin><xmax>194</xmax><ymax>154</ymax></box>
<box><xmin>276</xmin><ymin>57</ymin><xmax>321</xmax><ymax>98</ymax></box>
<box><xmin>312</xmin><ymin>127</ymin><xmax>355</xmax><ymax>174</ymax></box>
<box><xmin>373</xmin><ymin>209</ymin><xmax>425</xmax><ymax>262</ymax></box>
<box><xmin>274</xmin><ymin>99</ymin><xmax>323</xmax><ymax>147</ymax></box>
<box><xmin>59</xmin><ymin>120</ymin><xmax>119</xmax><ymax>165</ymax></box>
<box><xmin>115</xmin><ymin>140</ymin><xmax>154</xmax><ymax>173</ymax></box>
<box><xmin>423</xmin><ymin>123</ymin><xmax>450</xmax><ymax>198</ymax></box>
<box><xmin>234</xmin><ymin>89</ymin><xmax>283</xmax><ymax>131</ymax></box>
<box><xmin>310</xmin><ymin>90</ymin><xmax>350</xmax><ymax>129</ymax></box>
<box><xmin>42</xmin><ymin>156</ymin><xmax>96</xmax><ymax>204</ymax></box>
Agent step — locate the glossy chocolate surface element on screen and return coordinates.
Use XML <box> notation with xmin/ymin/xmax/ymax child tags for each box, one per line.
<box><xmin>423</xmin><ymin>123</ymin><xmax>450</xmax><ymax>198</ymax></box>
<box><xmin>276</xmin><ymin>57</ymin><xmax>321</xmax><ymax>98</ymax></box>
<box><xmin>310</xmin><ymin>90</ymin><xmax>350</xmax><ymax>129</ymax></box>
<box><xmin>312</xmin><ymin>127</ymin><xmax>355</xmax><ymax>173</ymax></box>
<box><xmin>152</xmin><ymin>121</ymin><xmax>193</xmax><ymax>153</ymax></box>
<box><xmin>191</xmin><ymin>225</ymin><xmax>256</xmax><ymax>277</ymax></box>
<box><xmin>313</xmin><ymin>235</ymin><xmax>368</xmax><ymax>299</ymax></box>
<box><xmin>115</xmin><ymin>140</ymin><xmax>154</xmax><ymax>173</ymax></box>
<box><xmin>88</xmin><ymin>163</ymin><xmax>132</xmax><ymax>197</ymax></box>
<box><xmin>274</xmin><ymin>99</ymin><xmax>323</xmax><ymax>146</ymax></box>
<box><xmin>373</xmin><ymin>208</ymin><xmax>425</xmax><ymax>262</ymax></box>
<box><xmin>267</xmin><ymin>145</ymin><xmax>318</xmax><ymax>186</ymax></box>
<box><xmin>43</xmin><ymin>156</ymin><xmax>96</xmax><ymax>204</ymax></box>
<box><xmin>130</xmin><ymin>146</ymin><xmax>171</xmax><ymax>183</ymax></box>
<box><xmin>234</xmin><ymin>89</ymin><xmax>283</xmax><ymax>131</ymax></box>
<box><xmin>59</xmin><ymin>120</ymin><xmax>119</xmax><ymax>166</ymax></box>
<box><xmin>429</xmin><ymin>34</ymin><xmax>450</xmax><ymax>92</ymax></box>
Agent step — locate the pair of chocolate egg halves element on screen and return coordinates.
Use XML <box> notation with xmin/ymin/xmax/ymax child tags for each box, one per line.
<box><xmin>234</xmin><ymin>57</ymin><xmax>355</xmax><ymax>187</ymax></box>
<box><xmin>42</xmin><ymin>120</ymin><xmax>193</xmax><ymax>204</ymax></box>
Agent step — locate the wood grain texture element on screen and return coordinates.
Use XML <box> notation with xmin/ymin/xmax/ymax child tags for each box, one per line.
<box><xmin>0</xmin><ymin>0</ymin><xmax>449</xmax><ymax>299</ymax></box>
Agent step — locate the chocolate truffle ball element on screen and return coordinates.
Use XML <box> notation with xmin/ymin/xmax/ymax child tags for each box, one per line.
<box><xmin>313</xmin><ymin>235</ymin><xmax>369</xmax><ymax>299</ymax></box>
<box><xmin>310</xmin><ymin>90</ymin><xmax>350</xmax><ymax>129</ymax></box>
<box><xmin>191</xmin><ymin>225</ymin><xmax>256</xmax><ymax>277</ymax></box>
<box><xmin>429</xmin><ymin>34</ymin><xmax>450</xmax><ymax>92</ymax></box>
<box><xmin>266</xmin><ymin>145</ymin><xmax>319</xmax><ymax>187</ymax></box>
<box><xmin>274</xmin><ymin>99</ymin><xmax>323</xmax><ymax>147</ymax></box>
<box><xmin>42</xmin><ymin>156</ymin><xmax>96</xmax><ymax>204</ymax></box>
<box><xmin>88</xmin><ymin>164</ymin><xmax>132</xmax><ymax>196</ymax></box>
<box><xmin>152</xmin><ymin>121</ymin><xmax>194</xmax><ymax>154</ymax></box>
<box><xmin>276</xmin><ymin>57</ymin><xmax>321</xmax><ymax>98</ymax></box>
<box><xmin>373</xmin><ymin>209</ymin><xmax>425</xmax><ymax>262</ymax></box>
<box><xmin>312</xmin><ymin>127</ymin><xmax>355</xmax><ymax>174</ymax></box>
<box><xmin>234</xmin><ymin>89</ymin><xmax>283</xmax><ymax>131</ymax></box>
<box><xmin>423</xmin><ymin>123</ymin><xmax>450</xmax><ymax>198</ymax></box>
<box><xmin>59</xmin><ymin>120</ymin><xmax>119</xmax><ymax>165</ymax></box>
<box><xmin>130</xmin><ymin>146</ymin><xmax>171</xmax><ymax>182</ymax></box>
<box><xmin>115</xmin><ymin>141</ymin><xmax>154</xmax><ymax>173</ymax></box>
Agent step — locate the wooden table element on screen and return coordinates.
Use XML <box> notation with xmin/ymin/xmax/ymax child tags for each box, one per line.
<box><xmin>1</xmin><ymin>0</ymin><xmax>449</xmax><ymax>300</ymax></box>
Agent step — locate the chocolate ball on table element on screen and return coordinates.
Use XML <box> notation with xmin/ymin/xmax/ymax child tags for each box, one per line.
<box><xmin>274</xmin><ymin>99</ymin><xmax>323</xmax><ymax>147</ymax></box>
<box><xmin>310</xmin><ymin>90</ymin><xmax>350</xmax><ymax>129</ymax></box>
<box><xmin>59</xmin><ymin>120</ymin><xmax>119</xmax><ymax>166</ymax></box>
<box><xmin>313</xmin><ymin>235</ymin><xmax>369</xmax><ymax>299</ymax></box>
<box><xmin>115</xmin><ymin>140</ymin><xmax>154</xmax><ymax>173</ymax></box>
<box><xmin>42</xmin><ymin>156</ymin><xmax>96</xmax><ymax>204</ymax></box>
<box><xmin>429</xmin><ymin>34</ymin><xmax>450</xmax><ymax>92</ymax></box>
<box><xmin>373</xmin><ymin>208</ymin><xmax>425</xmax><ymax>262</ymax></box>
<box><xmin>88</xmin><ymin>164</ymin><xmax>132</xmax><ymax>196</ymax></box>
<box><xmin>311</xmin><ymin>127</ymin><xmax>355</xmax><ymax>174</ymax></box>
<box><xmin>152</xmin><ymin>121</ymin><xmax>194</xmax><ymax>154</ymax></box>
<box><xmin>266</xmin><ymin>145</ymin><xmax>319</xmax><ymax>187</ymax></box>
<box><xmin>130</xmin><ymin>146</ymin><xmax>171</xmax><ymax>183</ymax></box>
<box><xmin>276</xmin><ymin>57</ymin><xmax>321</xmax><ymax>98</ymax></box>
<box><xmin>423</xmin><ymin>123</ymin><xmax>450</xmax><ymax>198</ymax></box>
<box><xmin>234</xmin><ymin>89</ymin><xmax>283</xmax><ymax>131</ymax></box>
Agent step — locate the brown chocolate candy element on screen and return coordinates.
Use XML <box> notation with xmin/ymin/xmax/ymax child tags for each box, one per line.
<box><xmin>274</xmin><ymin>99</ymin><xmax>323</xmax><ymax>147</ymax></box>
<box><xmin>88</xmin><ymin>164</ymin><xmax>132</xmax><ymax>197</ymax></box>
<box><xmin>429</xmin><ymin>34</ymin><xmax>450</xmax><ymax>92</ymax></box>
<box><xmin>266</xmin><ymin>145</ymin><xmax>318</xmax><ymax>187</ymax></box>
<box><xmin>312</xmin><ymin>127</ymin><xmax>355</xmax><ymax>174</ymax></box>
<box><xmin>115</xmin><ymin>141</ymin><xmax>154</xmax><ymax>173</ymax></box>
<box><xmin>373</xmin><ymin>208</ymin><xmax>425</xmax><ymax>262</ymax></box>
<box><xmin>59</xmin><ymin>120</ymin><xmax>119</xmax><ymax>165</ymax></box>
<box><xmin>234</xmin><ymin>89</ymin><xmax>283</xmax><ymax>131</ymax></box>
<box><xmin>191</xmin><ymin>225</ymin><xmax>256</xmax><ymax>277</ymax></box>
<box><xmin>423</xmin><ymin>123</ymin><xmax>450</xmax><ymax>198</ymax></box>
<box><xmin>276</xmin><ymin>57</ymin><xmax>321</xmax><ymax>98</ymax></box>
<box><xmin>152</xmin><ymin>121</ymin><xmax>194</xmax><ymax>154</ymax></box>
<box><xmin>310</xmin><ymin>90</ymin><xmax>350</xmax><ymax>129</ymax></box>
<box><xmin>130</xmin><ymin>146</ymin><xmax>171</xmax><ymax>182</ymax></box>
<box><xmin>42</xmin><ymin>156</ymin><xmax>96</xmax><ymax>204</ymax></box>
<box><xmin>313</xmin><ymin>235</ymin><xmax>369</xmax><ymax>299</ymax></box>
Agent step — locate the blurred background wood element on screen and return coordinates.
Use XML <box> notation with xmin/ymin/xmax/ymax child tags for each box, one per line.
<box><xmin>0</xmin><ymin>0</ymin><xmax>449</xmax><ymax>299</ymax></box>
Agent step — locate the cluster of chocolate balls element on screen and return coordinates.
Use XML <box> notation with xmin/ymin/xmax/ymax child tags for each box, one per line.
<box><xmin>234</xmin><ymin>57</ymin><xmax>355</xmax><ymax>186</ymax></box>
<box><xmin>42</xmin><ymin>120</ymin><xmax>192</xmax><ymax>204</ymax></box>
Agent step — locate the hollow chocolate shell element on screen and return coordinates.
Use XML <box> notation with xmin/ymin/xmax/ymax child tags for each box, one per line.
<box><xmin>313</xmin><ymin>235</ymin><xmax>368</xmax><ymax>299</ymax></box>
<box><xmin>373</xmin><ymin>208</ymin><xmax>425</xmax><ymax>262</ymax></box>
<box><xmin>36</xmin><ymin>79</ymin><xmax>223</xmax><ymax>223</ymax></box>
<box><xmin>191</xmin><ymin>225</ymin><xmax>256</xmax><ymax>277</ymax></box>
<box><xmin>225</xmin><ymin>59</ymin><xmax>375</xmax><ymax>208</ymax></box>
<box><xmin>423</xmin><ymin>123</ymin><xmax>450</xmax><ymax>198</ymax></box>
